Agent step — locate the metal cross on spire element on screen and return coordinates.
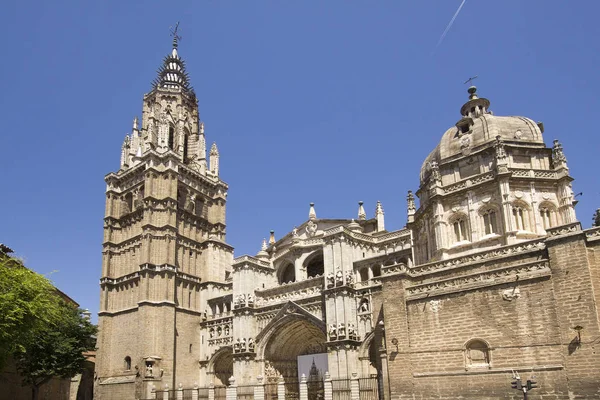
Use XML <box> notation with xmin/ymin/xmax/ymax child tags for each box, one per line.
<box><xmin>463</xmin><ymin>75</ymin><xmax>478</xmax><ymax>85</ymax></box>
<box><xmin>170</xmin><ymin>22</ymin><xmax>182</xmax><ymax>48</ymax></box>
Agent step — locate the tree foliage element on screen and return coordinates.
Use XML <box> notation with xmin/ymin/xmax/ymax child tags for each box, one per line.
<box><xmin>0</xmin><ymin>256</ymin><xmax>97</xmax><ymax>399</ymax></box>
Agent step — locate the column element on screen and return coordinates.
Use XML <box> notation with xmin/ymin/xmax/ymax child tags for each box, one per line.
<box><xmin>192</xmin><ymin>383</ymin><xmax>199</xmax><ymax>400</ymax></box>
<box><xmin>277</xmin><ymin>376</ymin><xmax>285</xmax><ymax>400</ymax></box>
<box><xmin>324</xmin><ymin>372</ymin><xmax>333</xmax><ymax>400</ymax></box>
<box><xmin>299</xmin><ymin>374</ymin><xmax>308</xmax><ymax>400</ymax></box>
<box><xmin>226</xmin><ymin>377</ymin><xmax>237</xmax><ymax>400</ymax></box>
<box><xmin>253</xmin><ymin>376</ymin><xmax>265</xmax><ymax>400</ymax></box>
<box><xmin>350</xmin><ymin>372</ymin><xmax>360</xmax><ymax>400</ymax></box>
<box><xmin>208</xmin><ymin>383</ymin><xmax>215</xmax><ymax>400</ymax></box>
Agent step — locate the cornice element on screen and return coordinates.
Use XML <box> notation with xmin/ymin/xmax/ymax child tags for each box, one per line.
<box><xmin>405</xmin><ymin>260</ymin><xmax>550</xmax><ymax>300</ymax></box>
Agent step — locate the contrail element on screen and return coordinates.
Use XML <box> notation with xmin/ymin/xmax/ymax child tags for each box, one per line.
<box><xmin>433</xmin><ymin>0</ymin><xmax>467</xmax><ymax>52</ymax></box>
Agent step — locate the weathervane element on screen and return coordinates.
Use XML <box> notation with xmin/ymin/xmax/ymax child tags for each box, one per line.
<box><xmin>170</xmin><ymin>22</ymin><xmax>182</xmax><ymax>48</ymax></box>
<box><xmin>464</xmin><ymin>75</ymin><xmax>478</xmax><ymax>85</ymax></box>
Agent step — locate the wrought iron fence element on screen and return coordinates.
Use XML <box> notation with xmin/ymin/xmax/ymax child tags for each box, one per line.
<box><xmin>198</xmin><ymin>386</ymin><xmax>209</xmax><ymax>399</ymax></box>
<box><xmin>358</xmin><ymin>377</ymin><xmax>380</xmax><ymax>400</ymax></box>
<box><xmin>331</xmin><ymin>378</ymin><xmax>351</xmax><ymax>400</ymax></box>
<box><xmin>284</xmin><ymin>378</ymin><xmax>300</xmax><ymax>400</ymax></box>
<box><xmin>264</xmin><ymin>381</ymin><xmax>279</xmax><ymax>400</ymax></box>
<box><xmin>214</xmin><ymin>385</ymin><xmax>226</xmax><ymax>400</ymax></box>
<box><xmin>307</xmin><ymin>377</ymin><xmax>324</xmax><ymax>400</ymax></box>
<box><xmin>237</xmin><ymin>384</ymin><xmax>254</xmax><ymax>400</ymax></box>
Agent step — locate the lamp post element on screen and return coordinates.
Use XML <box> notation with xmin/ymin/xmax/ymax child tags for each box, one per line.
<box><xmin>510</xmin><ymin>372</ymin><xmax>537</xmax><ymax>400</ymax></box>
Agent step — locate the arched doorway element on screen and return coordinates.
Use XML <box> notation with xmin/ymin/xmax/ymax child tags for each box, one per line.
<box><xmin>257</xmin><ymin>306</ymin><xmax>327</xmax><ymax>398</ymax></box>
<box><xmin>209</xmin><ymin>347</ymin><xmax>233</xmax><ymax>386</ymax></box>
<box><xmin>263</xmin><ymin>316</ymin><xmax>326</xmax><ymax>380</ymax></box>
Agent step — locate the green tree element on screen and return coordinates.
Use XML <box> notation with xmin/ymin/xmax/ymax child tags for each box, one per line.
<box><xmin>0</xmin><ymin>257</ymin><xmax>63</xmax><ymax>368</ymax></box>
<box><xmin>0</xmin><ymin>256</ymin><xmax>97</xmax><ymax>400</ymax></box>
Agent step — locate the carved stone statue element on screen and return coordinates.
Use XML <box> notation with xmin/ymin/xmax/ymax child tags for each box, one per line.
<box><xmin>429</xmin><ymin>161</ymin><xmax>441</xmax><ymax>181</ymax></box>
<box><xmin>241</xmin><ymin>338</ymin><xmax>247</xmax><ymax>352</ymax></box>
<box><xmin>247</xmin><ymin>294</ymin><xmax>254</xmax><ymax>305</ymax></box>
<box><xmin>348</xmin><ymin>323</ymin><xmax>357</xmax><ymax>338</ymax></box>
<box><xmin>359</xmin><ymin>299</ymin><xmax>369</xmax><ymax>313</ymax></box>
<box><xmin>346</xmin><ymin>271</ymin><xmax>354</xmax><ymax>285</ymax></box>
<box><xmin>209</xmin><ymin>328</ymin><xmax>215</xmax><ymax>338</ymax></box>
<box><xmin>328</xmin><ymin>324</ymin><xmax>337</xmax><ymax>338</ymax></box>
<box><xmin>338</xmin><ymin>322</ymin><xmax>346</xmax><ymax>337</ymax></box>
<box><xmin>146</xmin><ymin>362</ymin><xmax>153</xmax><ymax>377</ymax></box>
<box><xmin>224</xmin><ymin>325</ymin><xmax>230</xmax><ymax>337</ymax></box>
<box><xmin>248</xmin><ymin>338</ymin><xmax>255</xmax><ymax>352</ymax></box>
<box><xmin>292</xmin><ymin>226</ymin><xmax>298</xmax><ymax>237</ymax></box>
<box><xmin>326</xmin><ymin>272</ymin><xmax>335</xmax><ymax>288</ymax></box>
<box><xmin>234</xmin><ymin>338</ymin><xmax>241</xmax><ymax>353</ymax></box>
<box><xmin>335</xmin><ymin>268</ymin><xmax>343</xmax><ymax>286</ymax></box>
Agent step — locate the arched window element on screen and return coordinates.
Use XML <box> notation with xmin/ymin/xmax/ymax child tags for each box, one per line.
<box><xmin>512</xmin><ymin>202</ymin><xmax>530</xmax><ymax>231</ymax></box>
<box><xmin>539</xmin><ymin>202</ymin><xmax>557</xmax><ymax>230</ymax></box>
<box><xmin>168</xmin><ymin>125</ymin><xmax>175</xmax><ymax>150</ymax></box>
<box><xmin>465</xmin><ymin>339</ymin><xmax>490</xmax><ymax>369</ymax></box>
<box><xmin>450</xmin><ymin>214</ymin><xmax>470</xmax><ymax>243</ymax></box>
<box><xmin>183</xmin><ymin>133</ymin><xmax>189</xmax><ymax>161</ymax></box>
<box><xmin>306</xmin><ymin>253</ymin><xmax>324</xmax><ymax>278</ymax></box>
<box><xmin>480</xmin><ymin>208</ymin><xmax>499</xmax><ymax>235</ymax></box>
<box><xmin>372</xmin><ymin>265</ymin><xmax>381</xmax><ymax>277</ymax></box>
<box><xmin>124</xmin><ymin>356</ymin><xmax>132</xmax><ymax>371</ymax></box>
<box><xmin>359</xmin><ymin>268</ymin><xmax>369</xmax><ymax>282</ymax></box>
<box><xmin>279</xmin><ymin>263</ymin><xmax>295</xmax><ymax>284</ymax></box>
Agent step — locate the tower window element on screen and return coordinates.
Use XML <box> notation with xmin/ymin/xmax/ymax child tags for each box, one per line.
<box><xmin>306</xmin><ymin>254</ymin><xmax>324</xmax><ymax>278</ymax></box>
<box><xmin>465</xmin><ymin>340</ymin><xmax>490</xmax><ymax>369</ymax></box>
<box><xmin>512</xmin><ymin>204</ymin><xmax>529</xmax><ymax>231</ymax></box>
<box><xmin>279</xmin><ymin>263</ymin><xmax>295</xmax><ymax>284</ymax></box>
<box><xmin>124</xmin><ymin>356</ymin><xmax>132</xmax><ymax>371</ymax></box>
<box><xmin>168</xmin><ymin>126</ymin><xmax>175</xmax><ymax>150</ymax></box>
<box><xmin>481</xmin><ymin>209</ymin><xmax>498</xmax><ymax>235</ymax></box>
<box><xmin>539</xmin><ymin>206</ymin><xmax>555</xmax><ymax>230</ymax></box>
<box><xmin>452</xmin><ymin>217</ymin><xmax>469</xmax><ymax>243</ymax></box>
<box><xmin>183</xmin><ymin>133</ymin><xmax>189</xmax><ymax>161</ymax></box>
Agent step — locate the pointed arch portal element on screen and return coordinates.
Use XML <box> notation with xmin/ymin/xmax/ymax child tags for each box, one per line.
<box><xmin>257</xmin><ymin>304</ymin><xmax>328</xmax><ymax>384</ymax></box>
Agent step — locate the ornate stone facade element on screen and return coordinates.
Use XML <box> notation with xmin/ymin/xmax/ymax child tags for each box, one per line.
<box><xmin>96</xmin><ymin>38</ymin><xmax>600</xmax><ymax>399</ymax></box>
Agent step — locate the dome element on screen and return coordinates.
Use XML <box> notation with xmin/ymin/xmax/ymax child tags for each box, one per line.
<box><xmin>419</xmin><ymin>87</ymin><xmax>544</xmax><ymax>185</ymax></box>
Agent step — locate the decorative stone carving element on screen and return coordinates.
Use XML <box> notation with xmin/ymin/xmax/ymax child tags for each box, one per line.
<box><xmin>348</xmin><ymin>323</ymin><xmax>357</xmax><ymax>339</ymax></box>
<box><xmin>326</xmin><ymin>272</ymin><xmax>335</xmax><ymax>288</ymax></box>
<box><xmin>502</xmin><ymin>287</ymin><xmax>521</xmax><ymax>301</ymax></box>
<box><xmin>460</xmin><ymin>135</ymin><xmax>471</xmax><ymax>155</ymax></box>
<box><xmin>429</xmin><ymin>161</ymin><xmax>441</xmax><ymax>181</ymax></box>
<box><xmin>346</xmin><ymin>271</ymin><xmax>354</xmax><ymax>285</ymax></box>
<box><xmin>248</xmin><ymin>338</ymin><xmax>255</xmax><ymax>352</ymax></box>
<box><xmin>234</xmin><ymin>338</ymin><xmax>241</xmax><ymax>353</ymax></box>
<box><xmin>335</xmin><ymin>268</ymin><xmax>343</xmax><ymax>287</ymax></box>
<box><xmin>306</xmin><ymin>221</ymin><xmax>318</xmax><ymax>238</ymax></box>
<box><xmin>338</xmin><ymin>323</ymin><xmax>346</xmax><ymax>338</ymax></box>
<box><xmin>241</xmin><ymin>338</ymin><xmax>247</xmax><ymax>352</ymax></box>
<box><xmin>359</xmin><ymin>299</ymin><xmax>369</xmax><ymax>313</ymax></box>
<box><xmin>552</xmin><ymin>139</ymin><xmax>567</xmax><ymax>164</ymax></box>
<box><xmin>407</xmin><ymin>191</ymin><xmax>416</xmax><ymax>213</ymax></box>
<box><xmin>247</xmin><ymin>294</ymin><xmax>254</xmax><ymax>306</ymax></box>
<box><xmin>429</xmin><ymin>299</ymin><xmax>441</xmax><ymax>312</ymax></box>
<box><xmin>328</xmin><ymin>324</ymin><xmax>337</xmax><ymax>339</ymax></box>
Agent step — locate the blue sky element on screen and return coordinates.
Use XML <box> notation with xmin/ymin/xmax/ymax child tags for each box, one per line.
<box><xmin>1</xmin><ymin>1</ymin><xmax>599</xmax><ymax>320</ymax></box>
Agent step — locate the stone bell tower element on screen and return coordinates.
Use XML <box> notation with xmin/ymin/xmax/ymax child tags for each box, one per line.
<box><xmin>95</xmin><ymin>30</ymin><xmax>233</xmax><ymax>400</ymax></box>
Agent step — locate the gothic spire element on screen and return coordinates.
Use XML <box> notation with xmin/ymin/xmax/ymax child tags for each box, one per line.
<box><xmin>152</xmin><ymin>24</ymin><xmax>195</xmax><ymax>98</ymax></box>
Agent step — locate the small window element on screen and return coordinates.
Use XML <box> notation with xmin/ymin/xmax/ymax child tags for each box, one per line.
<box><xmin>539</xmin><ymin>206</ymin><xmax>555</xmax><ymax>230</ymax></box>
<box><xmin>124</xmin><ymin>356</ymin><xmax>132</xmax><ymax>371</ymax></box>
<box><xmin>189</xmin><ymin>344</ymin><xmax>193</xmax><ymax>353</ymax></box>
<box><xmin>372</xmin><ymin>265</ymin><xmax>381</xmax><ymax>277</ymax></box>
<box><xmin>481</xmin><ymin>209</ymin><xmax>498</xmax><ymax>235</ymax></box>
<box><xmin>280</xmin><ymin>263</ymin><xmax>295</xmax><ymax>284</ymax></box>
<box><xmin>512</xmin><ymin>204</ymin><xmax>529</xmax><ymax>231</ymax></box>
<box><xmin>168</xmin><ymin>126</ymin><xmax>175</xmax><ymax>149</ymax></box>
<box><xmin>359</xmin><ymin>268</ymin><xmax>369</xmax><ymax>282</ymax></box>
<box><xmin>465</xmin><ymin>340</ymin><xmax>490</xmax><ymax>369</ymax></box>
<box><xmin>452</xmin><ymin>217</ymin><xmax>469</xmax><ymax>243</ymax></box>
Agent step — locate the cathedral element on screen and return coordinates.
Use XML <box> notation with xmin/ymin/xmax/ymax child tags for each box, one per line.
<box><xmin>95</xmin><ymin>36</ymin><xmax>600</xmax><ymax>399</ymax></box>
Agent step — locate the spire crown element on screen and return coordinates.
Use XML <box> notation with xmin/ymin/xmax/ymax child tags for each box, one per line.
<box><xmin>152</xmin><ymin>24</ymin><xmax>195</xmax><ymax>98</ymax></box>
<box><xmin>357</xmin><ymin>201</ymin><xmax>367</xmax><ymax>221</ymax></box>
<box><xmin>309</xmin><ymin>203</ymin><xmax>317</xmax><ymax>220</ymax></box>
<box><xmin>460</xmin><ymin>86</ymin><xmax>490</xmax><ymax>117</ymax></box>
